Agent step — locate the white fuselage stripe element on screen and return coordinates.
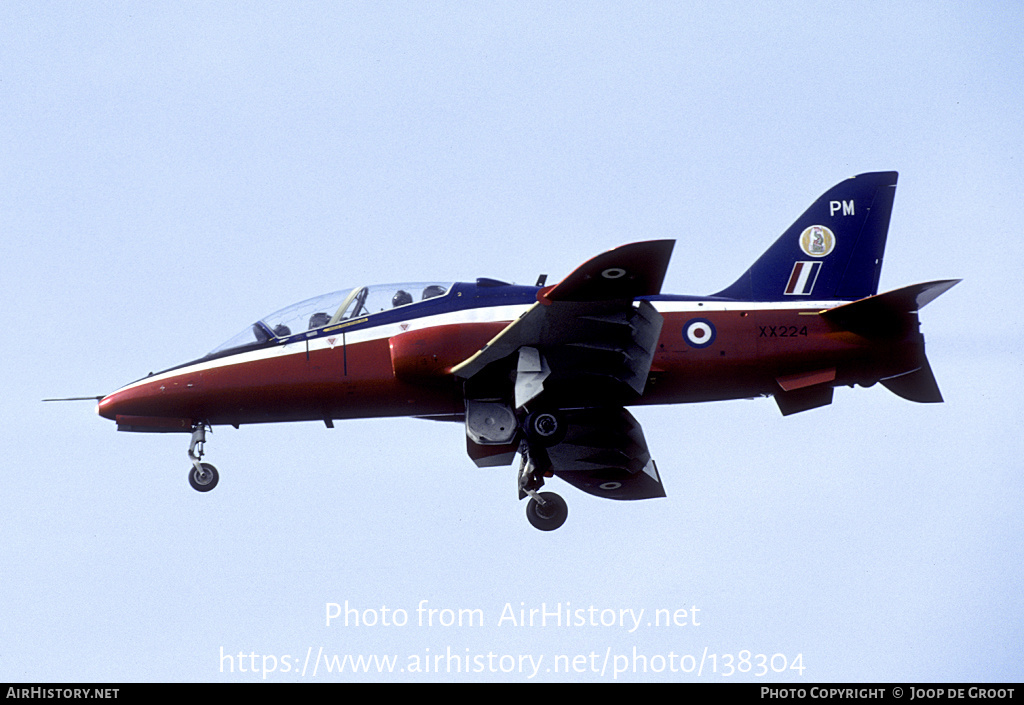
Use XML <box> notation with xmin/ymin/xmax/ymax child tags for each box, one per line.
<box><xmin>112</xmin><ymin>299</ymin><xmax>843</xmax><ymax>394</ymax></box>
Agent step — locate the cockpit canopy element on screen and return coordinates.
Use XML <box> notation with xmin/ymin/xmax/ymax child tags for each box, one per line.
<box><xmin>208</xmin><ymin>282</ymin><xmax>452</xmax><ymax>356</ymax></box>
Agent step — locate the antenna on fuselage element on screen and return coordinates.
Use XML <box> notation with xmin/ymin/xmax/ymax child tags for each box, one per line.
<box><xmin>535</xmin><ymin>274</ymin><xmax>548</xmax><ymax>287</ymax></box>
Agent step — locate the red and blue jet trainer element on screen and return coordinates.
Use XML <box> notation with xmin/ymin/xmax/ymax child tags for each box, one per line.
<box><xmin>92</xmin><ymin>172</ymin><xmax>958</xmax><ymax>530</ymax></box>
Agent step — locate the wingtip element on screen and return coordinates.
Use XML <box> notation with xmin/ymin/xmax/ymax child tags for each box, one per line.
<box><xmin>545</xmin><ymin>239</ymin><xmax>677</xmax><ymax>302</ymax></box>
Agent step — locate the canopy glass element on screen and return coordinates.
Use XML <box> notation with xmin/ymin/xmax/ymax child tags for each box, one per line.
<box><xmin>208</xmin><ymin>282</ymin><xmax>452</xmax><ymax>356</ymax></box>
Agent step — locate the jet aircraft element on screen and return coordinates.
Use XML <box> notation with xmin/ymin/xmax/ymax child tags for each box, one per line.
<box><xmin>92</xmin><ymin>172</ymin><xmax>957</xmax><ymax>530</ymax></box>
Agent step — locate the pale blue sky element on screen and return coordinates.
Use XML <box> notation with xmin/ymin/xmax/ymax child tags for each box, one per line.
<box><xmin>2</xmin><ymin>1</ymin><xmax>1021</xmax><ymax>682</ymax></box>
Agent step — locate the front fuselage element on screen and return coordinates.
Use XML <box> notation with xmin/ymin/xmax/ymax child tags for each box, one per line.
<box><xmin>96</xmin><ymin>282</ymin><xmax>923</xmax><ymax>431</ymax></box>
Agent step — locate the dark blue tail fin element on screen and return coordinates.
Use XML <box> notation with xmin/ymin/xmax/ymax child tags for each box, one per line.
<box><xmin>714</xmin><ymin>171</ymin><xmax>898</xmax><ymax>302</ymax></box>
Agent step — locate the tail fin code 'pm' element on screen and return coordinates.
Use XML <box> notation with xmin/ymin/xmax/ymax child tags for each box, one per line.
<box><xmin>715</xmin><ymin>171</ymin><xmax>898</xmax><ymax>302</ymax></box>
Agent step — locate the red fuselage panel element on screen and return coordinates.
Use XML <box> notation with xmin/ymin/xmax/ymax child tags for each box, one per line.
<box><xmin>98</xmin><ymin>302</ymin><xmax>925</xmax><ymax>428</ymax></box>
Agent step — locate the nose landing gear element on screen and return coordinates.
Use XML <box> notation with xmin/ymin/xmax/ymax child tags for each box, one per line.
<box><xmin>188</xmin><ymin>424</ymin><xmax>219</xmax><ymax>492</ymax></box>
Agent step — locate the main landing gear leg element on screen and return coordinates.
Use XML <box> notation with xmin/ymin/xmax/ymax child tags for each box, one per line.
<box><xmin>518</xmin><ymin>444</ymin><xmax>567</xmax><ymax>531</ymax></box>
<box><xmin>188</xmin><ymin>424</ymin><xmax>219</xmax><ymax>492</ymax></box>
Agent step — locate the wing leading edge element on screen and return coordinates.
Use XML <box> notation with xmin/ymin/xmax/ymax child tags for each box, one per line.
<box><xmin>453</xmin><ymin>239</ymin><xmax>674</xmax><ymax>391</ymax></box>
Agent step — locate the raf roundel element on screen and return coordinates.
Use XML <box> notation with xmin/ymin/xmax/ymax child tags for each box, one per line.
<box><xmin>683</xmin><ymin>318</ymin><xmax>716</xmax><ymax>348</ymax></box>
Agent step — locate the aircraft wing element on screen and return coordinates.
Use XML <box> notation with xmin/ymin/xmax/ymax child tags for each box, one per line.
<box><xmin>452</xmin><ymin>240</ymin><xmax>674</xmax><ymax>408</ymax></box>
<box><xmin>547</xmin><ymin>407</ymin><xmax>666</xmax><ymax>500</ymax></box>
<box><xmin>539</xmin><ymin>238</ymin><xmax>676</xmax><ymax>302</ymax></box>
<box><xmin>454</xmin><ymin>241</ymin><xmax>674</xmax><ymax>500</ymax></box>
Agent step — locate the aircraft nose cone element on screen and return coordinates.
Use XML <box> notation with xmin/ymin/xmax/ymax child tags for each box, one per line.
<box><xmin>96</xmin><ymin>392</ymin><xmax>121</xmax><ymax>421</ymax></box>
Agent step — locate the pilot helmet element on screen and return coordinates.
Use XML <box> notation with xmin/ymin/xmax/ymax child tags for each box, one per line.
<box><xmin>392</xmin><ymin>290</ymin><xmax>413</xmax><ymax>307</ymax></box>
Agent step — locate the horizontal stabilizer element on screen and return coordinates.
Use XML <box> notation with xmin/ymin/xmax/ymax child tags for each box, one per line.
<box><xmin>880</xmin><ymin>357</ymin><xmax>944</xmax><ymax>403</ymax></box>
<box><xmin>822</xmin><ymin>279</ymin><xmax>960</xmax><ymax>338</ymax></box>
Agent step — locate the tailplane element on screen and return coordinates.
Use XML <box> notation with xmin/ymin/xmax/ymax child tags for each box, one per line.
<box><xmin>880</xmin><ymin>358</ymin><xmax>944</xmax><ymax>403</ymax></box>
<box><xmin>820</xmin><ymin>279</ymin><xmax>960</xmax><ymax>339</ymax></box>
<box><xmin>715</xmin><ymin>171</ymin><xmax>898</xmax><ymax>302</ymax></box>
<box><xmin>823</xmin><ymin>279</ymin><xmax>960</xmax><ymax>404</ymax></box>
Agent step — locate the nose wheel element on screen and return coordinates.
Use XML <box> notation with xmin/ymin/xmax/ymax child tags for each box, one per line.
<box><xmin>187</xmin><ymin>424</ymin><xmax>219</xmax><ymax>492</ymax></box>
<box><xmin>189</xmin><ymin>462</ymin><xmax>219</xmax><ymax>492</ymax></box>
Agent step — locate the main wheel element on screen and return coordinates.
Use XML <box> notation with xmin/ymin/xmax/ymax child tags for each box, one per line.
<box><xmin>526</xmin><ymin>491</ymin><xmax>568</xmax><ymax>531</ymax></box>
<box><xmin>189</xmin><ymin>463</ymin><xmax>219</xmax><ymax>492</ymax></box>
